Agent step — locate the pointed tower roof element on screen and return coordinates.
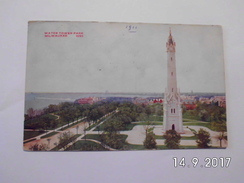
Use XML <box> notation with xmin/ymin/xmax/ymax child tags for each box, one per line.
<box><xmin>168</xmin><ymin>28</ymin><xmax>174</xmax><ymax>45</ymax></box>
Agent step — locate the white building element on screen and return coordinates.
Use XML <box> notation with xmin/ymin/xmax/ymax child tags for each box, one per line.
<box><xmin>163</xmin><ymin>30</ymin><xmax>183</xmax><ymax>133</ymax></box>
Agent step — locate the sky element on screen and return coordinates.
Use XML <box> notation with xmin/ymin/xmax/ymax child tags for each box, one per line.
<box><xmin>25</xmin><ymin>21</ymin><xmax>226</xmax><ymax>93</ymax></box>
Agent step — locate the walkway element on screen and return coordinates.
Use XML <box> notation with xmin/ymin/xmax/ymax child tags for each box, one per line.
<box><xmin>24</xmin><ymin>111</ymin><xmax>117</xmax><ymax>151</ymax></box>
<box><xmin>120</xmin><ymin>125</ymin><xmax>227</xmax><ymax>147</ymax></box>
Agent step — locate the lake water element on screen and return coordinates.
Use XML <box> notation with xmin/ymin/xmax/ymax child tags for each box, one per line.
<box><xmin>24</xmin><ymin>92</ymin><xmax>163</xmax><ymax>112</ymax></box>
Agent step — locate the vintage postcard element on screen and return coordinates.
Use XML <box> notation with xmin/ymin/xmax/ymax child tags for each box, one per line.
<box><xmin>24</xmin><ymin>21</ymin><xmax>227</xmax><ymax>151</ymax></box>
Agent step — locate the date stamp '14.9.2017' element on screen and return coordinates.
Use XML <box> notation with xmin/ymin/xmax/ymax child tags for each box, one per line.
<box><xmin>173</xmin><ymin>157</ymin><xmax>231</xmax><ymax>168</ymax></box>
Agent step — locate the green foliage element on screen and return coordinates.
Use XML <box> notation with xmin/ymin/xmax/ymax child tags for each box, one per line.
<box><xmin>145</xmin><ymin>106</ymin><xmax>151</xmax><ymax>116</ymax></box>
<box><xmin>103</xmin><ymin>119</ymin><xmax>125</xmax><ymax>132</ymax></box>
<box><xmin>118</xmin><ymin>102</ymin><xmax>160</xmax><ymax>122</ymax></box>
<box><xmin>25</xmin><ymin>101</ymin><xmax>119</xmax><ymax>132</ymax></box>
<box><xmin>183</xmin><ymin>122</ymin><xmax>211</xmax><ymax>129</ymax></box>
<box><xmin>155</xmin><ymin>135</ymin><xmax>196</xmax><ymax>140</ymax></box>
<box><xmin>24</xmin><ymin>114</ymin><xmax>58</xmax><ymax>130</ymax></box>
<box><xmin>183</xmin><ymin>119</ymin><xmax>198</xmax><ymax>122</ymax></box>
<box><xmin>58</xmin><ymin>102</ymin><xmax>73</xmax><ymax>111</ymax></box>
<box><xmin>152</xmin><ymin>103</ymin><xmax>164</xmax><ymax>116</ymax></box>
<box><xmin>163</xmin><ymin>130</ymin><xmax>181</xmax><ymax>149</ymax></box>
<box><xmin>195</xmin><ymin>128</ymin><xmax>211</xmax><ymax>148</ymax></box>
<box><xmin>82</xmin><ymin>134</ymin><xmax>102</xmax><ymax>141</ymax></box>
<box><xmin>100</xmin><ymin>133</ymin><xmax>126</xmax><ymax>149</ymax></box>
<box><xmin>59</xmin><ymin>119</ymin><xmax>84</xmax><ymax>131</ymax></box>
<box><xmin>40</xmin><ymin>132</ymin><xmax>59</xmax><ymax>139</ymax></box>
<box><xmin>54</xmin><ymin>132</ymin><xmax>80</xmax><ymax>150</ymax></box>
<box><xmin>183</xmin><ymin>110</ymin><xmax>198</xmax><ymax>120</ymax></box>
<box><xmin>24</xmin><ymin>131</ymin><xmax>45</xmax><ymax>140</ymax></box>
<box><xmin>24</xmin><ymin>138</ymin><xmax>36</xmax><ymax>144</ymax></box>
<box><xmin>183</xmin><ymin>103</ymin><xmax>226</xmax><ymax>123</ymax></box>
<box><xmin>143</xmin><ymin>132</ymin><xmax>157</xmax><ymax>149</ymax></box>
<box><xmin>211</xmin><ymin>121</ymin><xmax>227</xmax><ymax>147</ymax></box>
<box><xmin>211</xmin><ymin>121</ymin><xmax>227</xmax><ymax>132</ymax></box>
<box><xmin>59</xmin><ymin>109</ymin><xmax>75</xmax><ymax>126</ymax></box>
<box><xmin>133</xmin><ymin>121</ymin><xmax>162</xmax><ymax>125</ymax></box>
<box><xmin>29</xmin><ymin>143</ymin><xmax>48</xmax><ymax>151</ymax></box>
<box><xmin>65</xmin><ymin>140</ymin><xmax>108</xmax><ymax>151</ymax></box>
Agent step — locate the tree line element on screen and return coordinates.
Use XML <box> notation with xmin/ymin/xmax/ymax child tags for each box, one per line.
<box><xmin>24</xmin><ymin>101</ymin><xmax>119</xmax><ymax>131</ymax></box>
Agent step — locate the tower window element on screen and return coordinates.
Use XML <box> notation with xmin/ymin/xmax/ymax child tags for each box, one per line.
<box><xmin>172</xmin><ymin>88</ymin><xmax>173</xmax><ymax>92</ymax></box>
<box><xmin>171</xmin><ymin>72</ymin><xmax>173</xmax><ymax>76</ymax></box>
<box><xmin>171</xmin><ymin>57</ymin><xmax>173</xmax><ymax>61</ymax></box>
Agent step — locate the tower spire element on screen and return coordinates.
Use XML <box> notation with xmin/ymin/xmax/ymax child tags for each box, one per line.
<box><xmin>163</xmin><ymin>30</ymin><xmax>183</xmax><ymax>133</ymax></box>
<box><xmin>168</xmin><ymin>29</ymin><xmax>174</xmax><ymax>45</ymax></box>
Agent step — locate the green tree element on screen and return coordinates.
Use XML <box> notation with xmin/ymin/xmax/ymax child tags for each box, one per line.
<box><xmin>138</xmin><ymin>112</ymin><xmax>148</xmax><ymax>122</ymax></box>
<box><xmin>103</xmin><ymin>118</ymin><xmax>124</xmax><ymax>132</ymax></box>
<box><xmin>198</xmin><ymin>109</ymin><xmax>209</xmax><ymax>121</ymax></box>
<box><xmin>100</xmin><ymin>132</ymin><xmax>123</xmax><ymax>149</ymax></box>
<box><xmin>39</xmin><ymin>116</ymin><xmax>52</xmax><ymax>132</ymax></box>
<box><xmin>58</xmin><ymin>102</ymin><xmax>73</xmax><ymax>111</ymax></box>
<box><xmin>29</xmin><ymin>143</ymin><xmax>48</xmax><ymax>151</ymax></box>
<box><xmin>50</xmin><ymin>119</ymin><xmax>58</xmax><ymax>129</ymax></box>
<box><xmin>101</xmin><ymin>116</ymin><xmax>125</xmax><ymax>149</ymax></box>
<box><xmin>83</xmin><ymin>109</ymin><xmax>91</xmax><ymax>127</ymax></box>
<box><xmin>211</xmin><ymin>121</ymin><xmax>227</xmax><ymax>147</ymax></box>
<box><xmin>47</xmin><ymin>104</ymin><xmax>59</xmax><ymax>113</ymax></box>
<box><xmin>57</xmin><ymin>131</ymin><xmax>75</xmax><ymax>150</ymax></box>
<box><xmin>145</xmin><ymin>106</ymin><xmax>152</xmax><ymax>116</ymax></box>
<box><xmin>195</xmin><ymin>128</ymin><xmax>211</xmax><ymax>148</ymax></box>
<box><xmin>60</xmin><ymin>109</ymin><xmax>73</xmax><ymax>126</ymax></box>
<box><xmin>156</xmin><ymin>105</ymin><xmax>164</xmax><ymax>116</ymax></box>
<box><xmin>163</xmin><ymin>130</ymin><xmax>181</xmax><ymax>149</ymax></box>
<box><xmin>89</xmin><ymin>108</ymin><xmax>100</xmax><ymax>124</ymax></box>
<box><xmin>143</xmin><ymin>131</ymin><xmax>157</xmax><ymax>149</ymax></box>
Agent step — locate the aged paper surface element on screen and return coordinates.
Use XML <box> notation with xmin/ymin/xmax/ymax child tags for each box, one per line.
<box><xmin>24</xmin><ymin>22</ymin><xmax>227</xmax><ymax>151</ymax></box>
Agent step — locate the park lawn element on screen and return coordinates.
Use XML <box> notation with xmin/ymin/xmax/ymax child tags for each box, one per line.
<box><xmin>85</xmin><ymin>121</ymin><xmax>101</xmax><ymax>131</ymax></box>
<box><xmin>59</xmin><ymin>120</ymin><xmax>84</xmax><ymax>131</ymax></box>
<box><xmin>183</xmin><ymin>110</ymin><xmax>199</xmax><ymax>120</ymax></box>
<box><xmin>92</xmin><ymin>123</ymin><xmax>105</xmax><ymax>131</ymax></box>
<box><xmin>117</xmin><ymin>134</ymin><xmax>128</xmax><ymax>143</ymax></box>
<box><xmin>181</xmin><ymin>136</ymin><xmax>197</xmax><ymax>140</ymax></box>
<box><xmin>123</xmin><ymin>143</ymin><xmax>145</xmax><ymax>150</ymax></box>
<box><xmin>85</xmin><ymin>115</ymin><xmax>112</xmax><ymax>131</ymax></box>
<box><xmin>82</xmin><ymin>134</ymin><xmax>128</xmax><ymax>143</ymax></box>
<box><xmin>123</xmin><ymin>143</ymin><xmax>167</xmax><ymax>150</ymax></box>
<box><xmin>65</xmin><ymin>140</ymin><xmax>108</xmax><ymax>151</ymax></box>
<box><xmin>50</xmin><ymin>134</ymin><xmax>81</xmax><ymax>151</ymax></box>
<box><xmin>126</xmin><ymin>144</ymin><xmax>198</xmax><ymax>150</ymax></box>
<box><xmin>180</xmin><ymin>145</ymin><xmax>198</xmax><ymax>149</ymax></box>
<box><xmin>183</xmin><ymin>121</ymin><xmax>211</xmax><ymax>129</ymax></box>
<box><xmin>86</xmin><ymin>113</ymin><xmax>116</xmax><ymax>131</ymax></box>
<box><xmin>154</xmin><ymin>135</ymin><xmax>197</xmax><ymax>140</ymax></box>
<box><xmin>147</xmin><ymin>115</ymin><xmax>164</xmax><ymax>121</ymax></box>
<box><xmin>82</xmin><ymin>134</ymin><xmax>129</xmax><ymax>150</ymax></box>
<box><xmin>158</xmin><ymin>145</ymin><xmax>197</xmax><ymax>149</ymax></box>
<box><xmin>24</xmin><ymin>131</ymin><xmax>45</xmax><ymax>140</ymax></box>
<box><xmin>183</xmin><ymin>118</ymin><xmax>199</xmax><ymax>122</ymax></box>
<box><xmin>93</xmin><ymin>123</ymin><xmax>136</xmax><ymax>131</ymax></box>
<box><xmin>62</xmin><ymin>139</ymin><xmax>217</xmax><ymax>151</ymax></box>
<box><xmin>132</xmin><ymin>121</ymin><xmax>163</xmax><ymax>125</ymax></box>
<box><xmin>82</xmin><ymin>134</ymin><xmax>103</xmax><ymax>141</ymax></box>
<box><xmin>123</xmin><ymin>124</ymin><xmax>136</xmax><ymax>130</ymax></box>
<box><xmin>40</xmin><ymin>132</ymin><xmax>59</xmax><ymax>139</ymax></box>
